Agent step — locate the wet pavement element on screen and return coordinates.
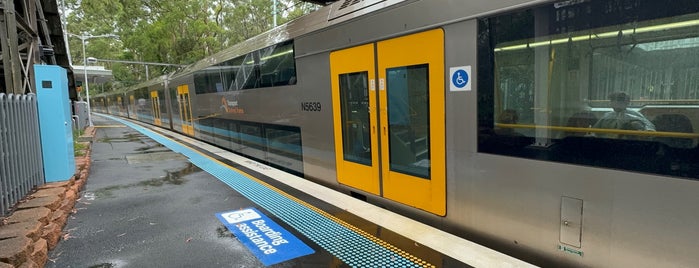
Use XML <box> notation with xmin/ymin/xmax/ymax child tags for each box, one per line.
<box><xmin>46</xmin><ymin>116</ymin><xmax>336</xmax><ymax>267</ymax></box>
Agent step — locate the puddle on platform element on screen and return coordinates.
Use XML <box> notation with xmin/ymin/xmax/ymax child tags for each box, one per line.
<box><xmin>88</xmin><ymin>263</ymin><xmax>114</xmax><ymax>268</ymax></box>
<box><xmin>93</xmin><ymin>163</ymin><xmax>201</xmax><ymax>198</ymax></box>
<box><xmin>135</xmin><ymin>143</ymin><xmax>165</xmax><ymax>152</ymax></box>
<box><xmin>125</xmin><ymin>151</ymin><xmax>186</xmax><ymax>164</ymax></box>
<box><xmin>216</xmin><ymin>225</ymin><xmax>234</xmax><ymax>238</ymax></box>
<box><xmin>98</xmin><ymin>133</ymin><xmax>147</xmax><ymax>143</ymax></box>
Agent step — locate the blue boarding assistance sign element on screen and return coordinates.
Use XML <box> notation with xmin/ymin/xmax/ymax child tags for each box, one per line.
<box><xmin>449</xmin><ymin>66</ymin><xmax>472</xmax><ymax>91</ymax></box>
<box><xmin>216</xmin><ymin>207</ymin><xmax>315</xmax><ymax>266</ymax></box>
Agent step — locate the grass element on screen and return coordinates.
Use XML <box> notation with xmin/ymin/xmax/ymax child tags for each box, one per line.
<box><xmin>73</xmin><ymin>128</ymin><xmax>88</xmax><ymax>156</ymax></box>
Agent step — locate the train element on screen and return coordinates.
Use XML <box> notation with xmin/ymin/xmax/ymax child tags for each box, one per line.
<box><xmin>92</xmin><ymin>0</ymin><xmax>699</xmax><ymax>266</ymax></box>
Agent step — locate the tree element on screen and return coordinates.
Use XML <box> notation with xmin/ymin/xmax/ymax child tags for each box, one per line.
<box><xmin>64</xmin><ymin>0</ymin><xmax>320</xmax><ymax>90</ymax></box>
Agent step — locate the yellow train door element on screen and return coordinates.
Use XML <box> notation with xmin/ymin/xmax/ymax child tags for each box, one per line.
<box><xmin>177</xmin><ymin>85</ymin><xmax>195</xmax><ymax>136</ymax></box>
<box><xmin>150</xmin><ymin>91</ymin><xmax>162</xmax><ymax>126</ymax></box>
<box><xmin>330</xmin><ymin>29</ymin><xmax>446</xmax><ymax>215</ymax></box>
<box><xmin>330</xmin><ymin>43</ymin><xmax>380</xmax><ymax>195</ymax></box>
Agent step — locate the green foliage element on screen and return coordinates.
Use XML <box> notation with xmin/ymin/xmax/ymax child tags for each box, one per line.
<box><xmin>65</xmin><ymin>0</ymin><xmax>320</xmax><ymax>89</ymax></box>
<box><xmin>73</xmin><ymin>128</ymin><xmax>87</xmax><ymax>156</ymax></box>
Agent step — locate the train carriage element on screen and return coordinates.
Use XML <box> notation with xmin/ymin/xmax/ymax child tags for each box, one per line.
<box><xmin>93</xmin><ymin>0</ymin><xmax>699</xmax><ymax>266</ymax></box>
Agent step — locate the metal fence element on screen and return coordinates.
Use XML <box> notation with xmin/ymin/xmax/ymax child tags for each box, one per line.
<box><xmin>0</xmin><ymin>93</ymin><xmax>45</xmax><ymax>217</ymax></box>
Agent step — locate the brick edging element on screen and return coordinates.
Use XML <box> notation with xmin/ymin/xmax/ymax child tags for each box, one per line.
<box><xmin>0</xmin><ymin>126</ymin><xmax>95</xmax><ymax>267</ymax></box>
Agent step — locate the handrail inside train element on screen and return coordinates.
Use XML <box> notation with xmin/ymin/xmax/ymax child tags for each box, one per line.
<box><xmin>495</xmin><ymin>123</ymin><xmax>699</xmax><ymax>138</ymax></box>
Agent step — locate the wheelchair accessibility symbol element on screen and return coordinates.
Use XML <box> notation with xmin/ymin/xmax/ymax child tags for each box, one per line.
<box><xmin>449</xmin><ymin>66</ymin><xmax>471</xmax><ymax>92</ymax></box>
<box><xmin>221</xmin><ymin>208</ymin><xmax>261</xmax><ymax>224</ymax></box>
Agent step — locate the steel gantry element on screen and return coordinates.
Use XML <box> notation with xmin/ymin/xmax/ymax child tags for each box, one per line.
<box><xmin>1</xmin><ymin>0</ymin><xmax>70</xmax><ymax>95</ymax></box>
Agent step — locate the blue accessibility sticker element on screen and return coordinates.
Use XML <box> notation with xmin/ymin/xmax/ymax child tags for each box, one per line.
<box><xmin>216</xmin><ymin>207</ymin><xmax>315</xmax><ymax>266</ymax></box>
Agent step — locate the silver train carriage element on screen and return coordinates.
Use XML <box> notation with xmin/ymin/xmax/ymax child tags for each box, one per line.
<box><xmin>93</xmin><ymin>0</ymin><xmax>699</xmax><ymax>266</ymax></box>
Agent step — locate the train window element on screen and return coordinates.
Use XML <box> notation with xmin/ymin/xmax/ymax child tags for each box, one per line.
<box><xmin>135</xmin><ymin>87</ymin><xmax>151</xmax><ymax>117</ymax></box>
<box><xmin>478</xmin><ymin>0</ymin><xmax>699</xmax><ymax>179</ymax></box>
<box><xmin>226</xmin><ymin>40</ymin><xmax>296</xmax><ymax>91</ymax></box>
<box><xmin>194</xmin><ymin>68</ymin><xmax>224</xmax><ymax>94</ymax></box>
<box><xmin>265</xmin><ymin>125</ymin><xmax>303</xmax><ymax>175</ymax></box>
<box><xmin>239</xmin><ymin>123</ymin><xmax>266</xmax><ymax>151</ymax></box>
<box><xmin>220</xmin><ymin>57</ymin><xmax>244</xmax><ymax>92</ymax></box>
<box><xmin>190</xmin><ymin>40</ymin><xmax>296</xmax><ymax>94</ymax></box>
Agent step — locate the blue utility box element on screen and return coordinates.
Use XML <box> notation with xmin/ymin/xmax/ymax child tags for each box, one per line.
<box><xmin>35</xmin><ymin>65</ymin><xmax>75</xmax><ymax>182</ymax></box>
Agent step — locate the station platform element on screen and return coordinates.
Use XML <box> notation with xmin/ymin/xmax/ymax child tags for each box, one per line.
<box><xmin>45</xmin><ymin>114</ymin><xmax>534</xmax><ymax>267</ymax></box>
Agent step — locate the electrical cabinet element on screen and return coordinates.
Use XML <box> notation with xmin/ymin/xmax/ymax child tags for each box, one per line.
<box><xmin>35</xmin><ymin>65</ymin><xmax>75</xmax><ymax>182</ymax></box>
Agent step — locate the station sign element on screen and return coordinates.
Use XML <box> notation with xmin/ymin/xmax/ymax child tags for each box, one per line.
<box><xmin>216</xmin><ymin>207</ymin><xmax>315</xmax><ymax>266</ymax></box>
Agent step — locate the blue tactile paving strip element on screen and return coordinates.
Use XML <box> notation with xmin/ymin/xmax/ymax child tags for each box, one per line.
<box><xmin>99</xmin><ymin>114</ymin><xmax>433</xmax><ymax>268</ymax></box>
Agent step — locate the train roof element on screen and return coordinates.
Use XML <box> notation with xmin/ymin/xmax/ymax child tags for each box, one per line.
<box><xmin>170</xmin><ymin>0</ymin><xmax>409</xmax><ymax>80</ymax></box>
<box><xmin>110</xmin><ymin>74</ymin><xmax>169</xmax><ymax>96</ymax></box>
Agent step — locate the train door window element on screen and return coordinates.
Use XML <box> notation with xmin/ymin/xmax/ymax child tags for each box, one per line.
<box><xmin>160</xmin><ymin>90</ymin><xmax>169</xmax><ymax>124</ymax></box>
<box><xmin>168</xmin><ymin>87</ymin><xmax>181</xmax><ymax>129</ymax></box>
<box><xmin>478</xmin><ymin>0</ymin><xmax>699</xmax><ymax>179</ymax></box>
<box><xmin>339</xmin><ymin>71</ymin><xmax>372</xmax><ymax>165</ymax></box>
<box><xmin>386</xmin><ymin>65</ymin><xmax>430</xmax><ymax>179</ymax></box>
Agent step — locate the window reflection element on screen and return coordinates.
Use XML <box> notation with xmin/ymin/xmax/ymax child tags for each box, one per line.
<box><xmin>339</xmin><ymin>72</ymin><xmax>371</xmax><ymax>165</ymax></box>
<box><xmin>478</xmin><ymin>0</ymin><xmax>699</xmax><ymax>179</ymax></box>
<box><xmin>386</xmin><ymin>64</ymin><xmax>430</xmax><ymax>179</ymax></box>
<box><xmin>192</xmin><ymin>40</ymin><xmax>296</xmax><ymax>94</ymax></box>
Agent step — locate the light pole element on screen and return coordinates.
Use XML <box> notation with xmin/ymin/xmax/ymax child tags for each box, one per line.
<box><xmin>69</xmin><ymin>33</ymin><xmax>117</xmax><ymax>126</ymax></box>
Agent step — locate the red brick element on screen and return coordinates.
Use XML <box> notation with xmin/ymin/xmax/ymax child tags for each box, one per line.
<box><xmin>0</xmin><ymin>236</ymin><xmax>32</xmax><ymax>266</ymax></box>
<box><xmin>6</xmin><ymin>207</ymin><xmax>51</xmax><ymax>226</ymax></box>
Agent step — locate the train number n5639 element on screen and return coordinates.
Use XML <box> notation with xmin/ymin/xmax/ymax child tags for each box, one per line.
<box><xmin>301</xmin><ymin>102</ymin><xmax>321</xmax><ymax>112</ymax></box>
